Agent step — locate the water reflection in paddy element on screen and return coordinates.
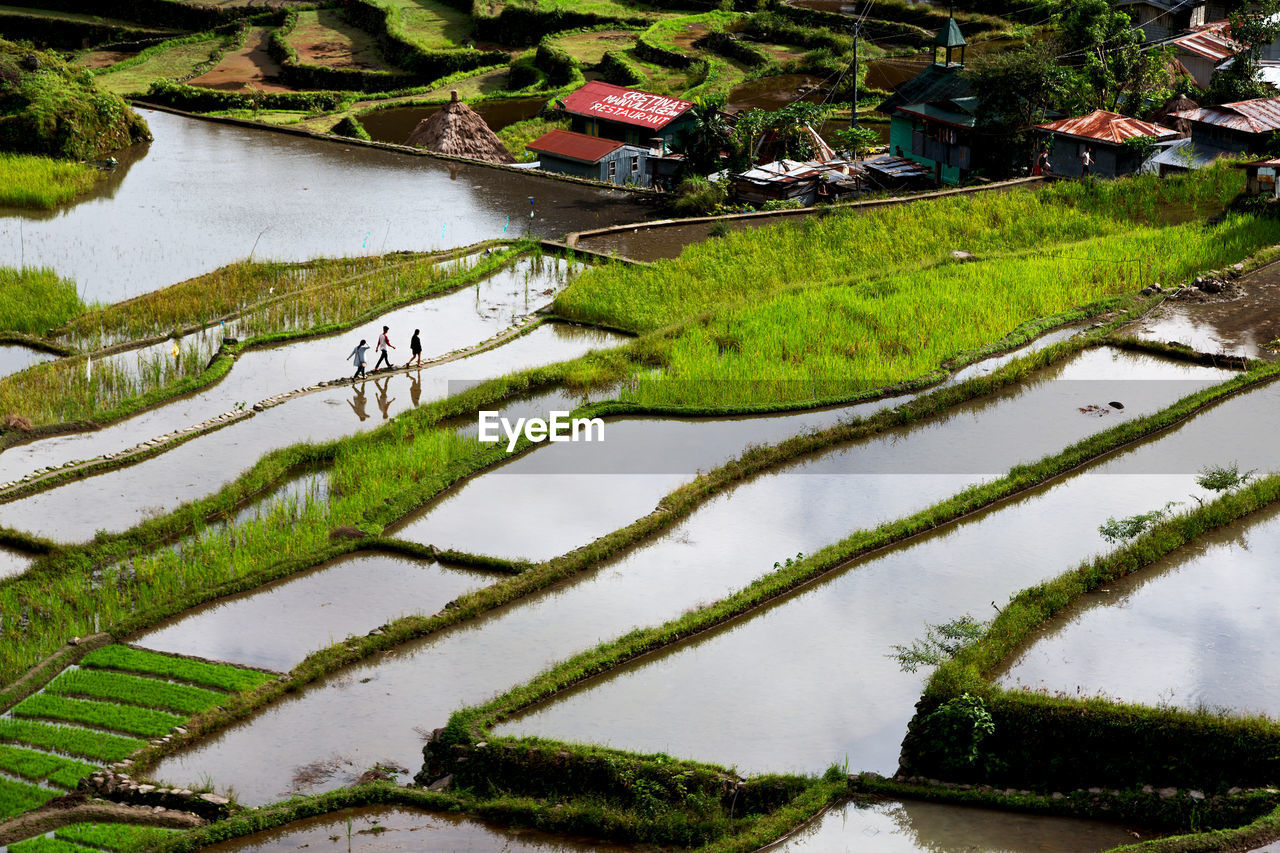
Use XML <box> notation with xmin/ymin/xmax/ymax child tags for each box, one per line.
<box><xmin>0</xmin><ymin>110</ymin><xmax>651</xmax><ymax>304</ymax></box>
<box><xmin>395</xmin><ymin>346</ymin><xmax>1223</xmax><ymax>562</ymax></box>
<box><xmin>493</xmin><ymin>380</ymin><xmax>1279</xmax><ymax>776</ymax></box>
<box><xmin>997</xmin><ymin>501</ymin><xmax>1280</xmax><ymax>717</ymax></box>
<box><xmin>199</xmin><ymin>805</ymin><xmax>632</xmax><ymax>853</ymax></box>
<box><xmin>0</xmin><ymin>257</ymin><xmax>577</xmax><ymax>485</ymax></box>
<box><xmin>134</xmin><ymin>552</ymin><xmax>496</xmax><ymax>672</ymax></box>
<box><xmin>149</xmin><ymin>349</ymin><xmax>1229</xmax><ymax>804</ymax></box>
<box><xmin>0</xmin><ymin>344</ymin><xmax>56</xmax><ymax>380</ymax></box>
<box><xmin>772</xmin><ymin>798</ymin><xmax>1141</xmax><ymax>853</ymax></box>
<box><xmin>0</xmin><ymin>324</ymin><xmax>625</xmax><ymax>543</ymax></box>
<box><xmin>0</xmin><ymin>545</ymin><xmax>34</xmax><ymax>581</ymax></box>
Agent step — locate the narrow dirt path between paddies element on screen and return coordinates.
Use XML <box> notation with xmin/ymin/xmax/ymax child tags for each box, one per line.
<box><xmin>187</xmin><ymin>28</ymin><xmax>293</xmax><ymax>93</ymax></box>
<box><xmin>0</xmin><ymin>802</ymin><xmax>203</xmax><ymax>846</ymax></box>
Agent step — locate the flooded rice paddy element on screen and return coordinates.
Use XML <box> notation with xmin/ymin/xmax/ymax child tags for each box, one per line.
<box><xmin>361</xmin><ymin>98</ymin><xmax>548</xmax><ymax>146</ymax></box>
<box><xmin>134</xmin><ymin>552</ymin><xmax>497</xmax><ymax>672</ymax></box>
<box><xmin>0</xmin><ymin>256</ymin><xmax>578</xmax><ymax>485</ymax></box>
<box><xmin>394</xmin><ymin>347</ymin><xmax>1225</xmax><ymax>561</ymax></box>
<box><xmin>0</xmin><ymin>323</ymin><xmax>624</xmax><ymax>543</ymax></box>
<box><xmin>198</xmin><ymin>805</ymin><xmax>630</xmax><ymax>852</ymax></box>
<box><xmin>771</xmin><ymin>798</ymin><xmax>1141</xmax><ymax>852</ymax></box>
<box><xmin>0</xmin><ymin>344</ymin><xmax>55</xmax><ymax>380</ymax></box>
<box><xmin>0</xmin><ymin>110</ymin><xmax>651</xmax><ymax>303</ymax></box>
<box><xmin>997</xmin><ymin>500</ymin><xmax>1280</xmax><ymax>717</ymax></box>
<box><xmin>492</xmin><ymin>376</ymin><xmax>1280</xmax><ymax>776</ymax></box>
<box><xmin>148</xmin><ymin>348</ymin><xmax>1231</xmax><ymax>804</ymax></box>
<box><xmin>0</xmin><ymin>545</ymin><xmax>33</xmax><ymax>580</ymax></box>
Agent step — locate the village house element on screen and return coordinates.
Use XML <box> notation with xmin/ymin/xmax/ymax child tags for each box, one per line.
<box><xmin>878</xmin><ymin>9</ymin><xmax>973</xmax><ymax>185</ymax></box>
<box><xmin>1172</xmin><ymin>95</ymin><xmax>1280</xmax><ymax>154</ymax></box>
<box><xmin>1237</xmin><ymin>156</ymin><xmax>1280</xmax><ymax>197</ymax></box>
<box><xmin>1036</xmin><ymin>110</ymin><xmax>1178</xmax><ymax>178</ymax></box>
<box><xmin>1116</xmin><ymin>0</ymin><xmax>1209</xmax><ymax>43</ymax></box>
<box><xmin>558</xmin><ymin>81</ymin><xmax>696</xmax><ymax>150</ymax></box>
<box><xmin>526</xmin><ymin>129</ymin><xmax>652</xmax><ymax>187</ymax></box>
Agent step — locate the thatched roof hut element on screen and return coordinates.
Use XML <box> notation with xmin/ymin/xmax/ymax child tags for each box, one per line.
<box><xmin>1150</xmin><ymin>93</ymin><xmax>1199</xmax><ymax>138</ymax></box>
<box><xmin>405</xmin><ymin>91</ymin><xmax>515</xmax><ymax>164</ymax></box>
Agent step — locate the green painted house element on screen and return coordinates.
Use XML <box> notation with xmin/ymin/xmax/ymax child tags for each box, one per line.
<box><xmin>879</xmin><ymin>9</ymin><xmax>974</xmax><ymax>185</ymax></box>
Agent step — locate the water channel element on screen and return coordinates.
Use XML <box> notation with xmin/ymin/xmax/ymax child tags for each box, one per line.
<box><xmin>0</xmin><ymin>110</ymin><xmax>653</xmax><ymax>304</ymax></box>
<box><xmin>147</xmin><ymin>348</ymin><xmax>1230</xmax><ymax>804</ymax></box>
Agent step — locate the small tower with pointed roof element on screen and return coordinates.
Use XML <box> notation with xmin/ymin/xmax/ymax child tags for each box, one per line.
<box><xmin>932</xmin><ymin>3</ymin><xmax>966</xmax><ymax>67</ymax></box>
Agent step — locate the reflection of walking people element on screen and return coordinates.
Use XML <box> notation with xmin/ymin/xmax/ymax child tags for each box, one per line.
<box><xmin>347</xmin><ymin>339</ymin><xmax>369</xmax><ymax>380</ymax></box>
<box><xmin>1080</xmin><ymin>146</ymin><xmax>1093</xmax><ymax>178</ymax></box>
<box><xmin>373</xmin><ymin>326</ymin><xmax>394</xmax><ymax>372</ymax></box>
<box><xmin>409</xmin><ymin>370</ymin><xmax>421</xmax><ymax>407</ymax></box>
<box><xmin>374</xmin><ymin>376</ymin><xmax>395</xmax><ymax>420</ymax></box>
<box><xmin>406</xmin><ymin>328</ymin><xmax>422</xmax><ymax>368</ymax></box>
<box><xmin>347</xmin><ymin>381</ymin><xmax>369</xmax><ymax>421</ymax></box>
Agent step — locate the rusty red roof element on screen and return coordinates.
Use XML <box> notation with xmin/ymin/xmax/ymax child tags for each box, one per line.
<box><xmin>560</xmin><ymin>81</ymin><xmax>693</xmax><ymax>131</ymax></box>
<box><xmin>527</xmin><ymin>129</ymin><xmax>627</xmax><ymax>164</ymax></box>
<box><xmin>1169</xmin><ymin>23</ymin><xmax>1238</xmax><ymax>62</ymax></box>
<box><xmin>1036</xmin><ymin>110</ymin><xmax>1177</xmax><ymax>143</ymax></box>
<box><xmin>1173</xmin><ymin>96</ymin><xmax>1280</xmax><ymax>133</ymax></box>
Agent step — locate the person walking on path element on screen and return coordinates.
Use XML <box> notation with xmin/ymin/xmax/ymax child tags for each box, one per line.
<box><xmin>373</xmin><ymin>326</ymin><xmax>395</xmax><ymax>372</ymax></box>
<box><xmin>348</xmin><ymin>339</ymin><xmax>369</xmax><ymax>380</ymax></box>
<box><xmin>406</xmin><ymin>329</ymin><xmax>423</xmax><ymax>368</ymax></box>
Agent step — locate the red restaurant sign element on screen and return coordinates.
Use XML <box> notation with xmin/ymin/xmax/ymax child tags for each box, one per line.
<box><xmin>562</xmin><ymin>82</ymin><xmax>693</xmax><ymax>130</ymax></box>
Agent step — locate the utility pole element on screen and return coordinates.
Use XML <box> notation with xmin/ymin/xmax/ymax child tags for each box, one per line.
<box><xmin>852</xmin><ymin>20</ymin><xmax>860</xmax><ymax>124</ymax></box>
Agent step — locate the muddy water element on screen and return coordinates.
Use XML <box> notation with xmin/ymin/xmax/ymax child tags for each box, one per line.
<box><xmin>199</xmin><ymin>806</ymin><xmax>629</xmax><ymax>852</ymax></box>
<box><xmin>149</xmin><ymin>349</ymin><xmax>1230</xmax><ymax>804</ymax></box>
<box><xmin>0</xmin><ymin>546</ymin><xmax>33</xmax><ymax>581</ymax></box>
<box><xmin>0</xmin><ymin>324</ymin><xmax>625</xmax><ymax>543</ymax></box>
<box><xmin>0</xmin><ymin>345</ymin><xmax>56</xmax><ymax>380</ymax></box>
<box><xmin>0</xmin><ymin>257</ymin><xmax>575</xmax><ymax>485</ymax></box>
<box><xmin>726</xmin><ymin>74</ymin><xmax>828</xmax><ymax>113</ymax></box>
<box><xmin>1125</xmin><ymin>265</ymin><xmax>1280</xmax><ymax>361</ymax></box>
<box><xmin>772</xmin><ymin>799</ymin><xmax>1140</xmax><ymax>852</ymax></box>
<box><xmin>393</xmin><ymin>347</ymin><xmax>1219</xmax><ymax>562</ymax></box>
<box><xmin>134</xmin><ymin>553</ymin><xmax>496</xmax><ymax>672</ymax></box>
<box><xmin>0</xmin><ymin>110</ymin><xmax>652</xmax><ymax>304</ymax></box>
<box><xmin>494</xmin><ymin>378</ymin><xmax>1280</xmax><ymax>776</ymax></box>
<box><xmin>361</xmin><ymin>97</ymin><xmax>547</xmax><ymax>146</ymax></box>
<box><xmin>996</xmin><ymin>501</ymin><xmax>1280</xmax><ymax>716</ymax></box>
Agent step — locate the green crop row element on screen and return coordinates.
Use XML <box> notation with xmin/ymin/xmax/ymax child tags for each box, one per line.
<box><xmin>11</xmin><ymin>693</ymin><xmax>185</xmax><ymax>739</ymax></box>
<box><xmin>0</xmin><ymin>154</ymin><xmax>102</xmax><ymax>210</ymax></box>
<box><xmin>0</xmin><ymin>743</ymin><xmax>96</xmax><ymax>789</ymax></box>
<box><xmin>0</xmin><ymin>718</ymin><xmax>144</xmax><ymax>762</ymax></box>
<box><xmin>0</xmin><ymin>267</ymin><xmax>87</xmax><ymax>336</ymax></box>
<box><xmin>48</xmin><ymin>668</ymin><xmax>224</xmax><ymax>716</ymax></box>
<box><xmin>0</xmin><ymin>775</ymin><xmax>60</xmax><ymax>820</ymax></box>
<box><xmin>56</xmin><ymin>822</ymin><xmax>178</xmax><ymax>853</ymax></box>
<box><xmin>10</xmin><ymin>837</ymin><xmax>98</xmax><ymax>853</ymax></box>
<box><xmin>79</xmin><ymin>646</ymin><xmax>272</xmax><ymax>694</ymax></box>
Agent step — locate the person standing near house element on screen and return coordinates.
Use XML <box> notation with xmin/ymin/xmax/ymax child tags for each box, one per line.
<box><xmin>348</xmin><ymin>339</ymin><xmax>369</xmax><ymax>380</ymax></box>
<box><xmin>406</xmin><ymin>329</ymin><xmax>423</xmax><ymax>368</ymax></box>
<box><xmin>373</xmin><ymin>325</ymin><xmax>395</xmax><ymax>372</ymax></box>
<box><xmin>1080</xmin><ymin>146</ymin><xmax>1094</xmax><ymax>178</ymax></box>
<box><xmin>1033</xmin><ymin>147</ymin><xmax>1051</xmax><ymax>176</ymax></box>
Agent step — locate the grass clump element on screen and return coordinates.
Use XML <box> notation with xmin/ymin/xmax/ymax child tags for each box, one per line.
<box><xmin>0</xmin><ymin>39</ymin><xmax>150</xmax><ymax>159</ymax></box>
<box><xmin>0</xmin><ymin>776</ymin><xmax>59</xmax><ymax>821</ymax></box>
<box><xmin>47</xmin><ymin>668</ymin><xmax>224</xmax><ymax>715</ymax></box>
<box><xmin>0</xmin><ymin>267</ymin><xmax>86</xmax><ymax>335</ymax></box>
<box><xmin>0</xmin><ymin>744</ymin><xmax>96</xmax><ymax>789</ymax></box>
<box><xmin>79</xmin><ymin>645</ymin><xmax>272</xmax><ymax>693</ymax></box>
<box><xmin>496</xmin><ymin>116</ymin><xmax>568</xmax><ymax>162</ymax></box>
<box><xmin>56</xmin><ymin>824</ymin><xmax>177</xmax><ymax>853</ymax></box>
<box><xmin>10</xmin><ymin>693</ymin><xmax>185</xmax><ymax>739</ymax></box>
<box><xmin>10</xmin><ymin>838</ymin><xmax>97</xmax><ymax>853</ymax></box>
<box><xmin>0</xmin><ymin>154</ymin><xmax>100</xmax><ymax>208</ymax></box>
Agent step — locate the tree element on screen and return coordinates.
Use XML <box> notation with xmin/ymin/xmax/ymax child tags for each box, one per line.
<box><xmin>1057</xmin><ymin>0</ymin><xmax>1172</xmax><ymax>112</ymax></box>
<box><xmin>967</xmin><ymin>42</ymin><xmax>1080</xmax><ymax>172</ymax></box>
<box><xmin>1208</xmin><ymin>0</ymin><xmax>1280</xmax><ymax>104</ymax></box>
<box><xmin>730</xmin><ymin>101</ymin><xmax>833</xmax><ymax>168</ymax></box>
<box><xmin>831</xmin><ymin>124</ymin><xmax>878</xmax><ymax>159</ymax></box>
<box><xmin>675</xmin><ymin>96</ymin><xmax>735</xmax><ymax>177</ymax></box>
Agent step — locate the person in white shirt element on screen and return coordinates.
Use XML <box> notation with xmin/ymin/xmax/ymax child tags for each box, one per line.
<box><xmin>372</xmin><ymin>325</ymin><xmax>395</xmax><ymax>372</ymax></box>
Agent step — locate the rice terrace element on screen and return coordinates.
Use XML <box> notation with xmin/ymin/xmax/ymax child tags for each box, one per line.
<box><xmin>5</xmin><ymin>0</ymin><xmax>1280</xmax><ymax>850</ymax></box>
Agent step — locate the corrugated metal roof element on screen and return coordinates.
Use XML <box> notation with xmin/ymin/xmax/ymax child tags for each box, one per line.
<box><xmin>898</xmin><ymin>98</ymin><xmax>977</xmax><ymax>128</ymax></box>
<box><xmin>1174</xmin><ymin>96</ymin><xmax>1280</xmax><ymax>133</ymax></box>
<box><xmin>1169</xmin><ymin>25</ymin><xmax>1238</xmax><ymax>62</ymax></box>
<box><xmin>736</xmin><ymin>159</ymin><xmax>821</xmax><ymax>184</ymax></box>
<box><xmin>560</xmin><ymin>81</ymin><xmax>693</xmax><ymax>131</ymax></box>
<box><xmin>877</xmin><ymin>64</ymin><xmax>971</xmax><ymax>116</ymax></box>
<box><xmin>1140</xmin><ymin>138</ymin><xmax>1234</xmax><ymax>172</ymax></box>
<box><xmin>527</xmin><ymin>129</ymin><xmax>626</xmax><ymax>164</ymax></box>
<box><xmin>863</xmin><ymin>154</ymin><xmax>934</xmax><ymax>178</ymax></box>
<box><xmin>1037</xmin><ymin>109</ymin><xmax>1177</xmax><ymax>143</ymax></box>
